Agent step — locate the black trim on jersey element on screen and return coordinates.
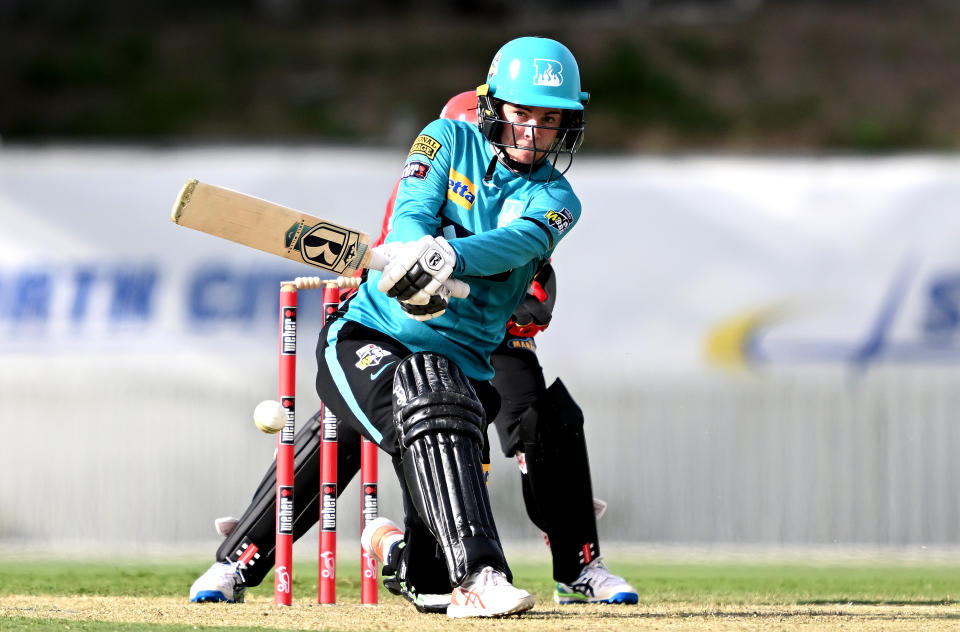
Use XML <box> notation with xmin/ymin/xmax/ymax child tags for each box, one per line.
<box><xmin>483</xmin><ymin>156</ymin><xmax>498</xmax><ymax>183</ymax></box>
<box><xmin>438</xmin><ymin>215</ymin><xmax>514</xmax><ymax>282</ymax></box>
<box><xmin>474</xmin><ymin>270</ymin><xmax>513</xmax><ymax>282</ymax></box>
<box><xmin>520</xmin><ymin>216</ymin><xmax>554</xmax><ymax>250</ymax></box>
<box><xmin>439</xmin><ymin>214</ymin><xmax>475</xmax><ymax>239</ymax></box>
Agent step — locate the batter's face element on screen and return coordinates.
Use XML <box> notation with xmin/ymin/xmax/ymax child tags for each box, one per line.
<box><xmin>499</xmin><ymin>103</ymin><xmax>562</xmax><ymax>165</ymax></box>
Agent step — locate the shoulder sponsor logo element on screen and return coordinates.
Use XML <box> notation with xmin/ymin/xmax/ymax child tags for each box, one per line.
<box><xmin>545</xmin><ymin>207</ymin><xmax>574</xmax><ymax>233</ymax></box>
<box><xmin>533</xmin><ymin>59</ymin><xmax>563</xmax><ymax>87</ymax></box>
<box><xmin>447</xmin><ymin>168</ymin><xmax>477</xmax><ymax>210</ymax></box>
<box><xmin>401</xmin><ymin>160</ymin><xmax>431</xmax><ymax>180</ymax></box>
<box><xmin>507</xmin><ymin>338</ymin><xmax>537</xmax><ymax>352</ymax></box>
<box><xmin>408</xmin><ymin>134</ymin><xmax>442</xmax><ymax>160</ymax></box>
<box><xmin>355</xmin><ymin>343</ymin><xmax>392</xmax><ymax>370</ymax></box>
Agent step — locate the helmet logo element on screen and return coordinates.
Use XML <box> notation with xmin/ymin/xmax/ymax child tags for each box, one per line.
<box><xmin>533</xmin><ymin>59</ymin><xmax>563</xmax><ymax>87</ymax></box>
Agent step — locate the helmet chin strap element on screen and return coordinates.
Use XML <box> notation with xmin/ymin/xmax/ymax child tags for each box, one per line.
<box><xmin>492</xmin><ymin>146</ymin><xmax>546</xmax><ymax>177</ymax></box>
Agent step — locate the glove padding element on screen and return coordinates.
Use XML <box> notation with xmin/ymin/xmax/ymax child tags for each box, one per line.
<box><xmin>377</xmin><ymin>235</ymin><xmax>456</xmax><ymax>306</ymax></box>
<box><xmin>507</xmin><ymin>263</ymin><xmax>556</xmax><ymax>337</ymax></box>
<box><xmin>399</xmin><ymin>281</ymin><xmax>457</xmax><ymax>321</ymax></box>
<box><xmin>399</xmin><ymin>293</ymin><xmax>449</xmax><ymax>321</ymax></box>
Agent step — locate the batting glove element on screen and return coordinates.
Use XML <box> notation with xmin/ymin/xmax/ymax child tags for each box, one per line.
<box><xmin>399</xmin><ymin>293</ymin><xmax>450</xmax><ymax>321</ymax></box>
<box><xmin>377</xmin><ymin>235</ymin><xmax>457</xmax><ymax>305</ymax></box>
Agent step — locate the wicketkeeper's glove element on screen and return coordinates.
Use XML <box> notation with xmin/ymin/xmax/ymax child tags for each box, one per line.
<box><xmin>507</xmin><ymin>262</ymin><xmax>557</xmax><ymax>337</ymax></box>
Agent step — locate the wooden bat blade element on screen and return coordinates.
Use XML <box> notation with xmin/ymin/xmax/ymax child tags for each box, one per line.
<box><xmin>171</xmin><ymin>179</ymin><xmax>378</xmax><ymax>276</ymax></box>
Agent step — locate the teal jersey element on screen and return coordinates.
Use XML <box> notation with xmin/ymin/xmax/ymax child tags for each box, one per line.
<box><xmin>344</xmin><ymin>118</ymin><xmax>581</xmax><ymax>379</ymax></box>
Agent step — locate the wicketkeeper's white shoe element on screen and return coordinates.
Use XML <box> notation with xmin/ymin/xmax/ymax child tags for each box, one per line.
<box><xmin>447</xmin><ymin>566</ymin><xmax>534</xmax><ymax>618</ymax></box>
<box><xmin>554</xmin><ymin>557</ymin><xmax>638</xmax><ymax>604</ymax></box>
<box><xmin>189</xmin><ymin>561</ymin><xmax>246</xmax><ymax>603</ymax></box>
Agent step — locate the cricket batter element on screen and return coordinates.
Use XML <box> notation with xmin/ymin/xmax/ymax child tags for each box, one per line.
<box><xmin>190</xmin><ymin>36</ymin><xmax>635</xmax><ymax>617</ymax></box>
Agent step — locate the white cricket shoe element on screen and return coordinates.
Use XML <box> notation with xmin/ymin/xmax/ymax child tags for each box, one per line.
<box><xmin>554</xmin><ymin>557</ymin><xmax>638</xmax><ymax>604</ymax></box>
<box><xmin>189</xmin><ymin>561</ymin><xmax>246</xmax><ymax>603</ymax></box>
<box><xmin>447</xmin><ymin>566</ymin><xmax>534</xmax><ymax>618</ymax></box>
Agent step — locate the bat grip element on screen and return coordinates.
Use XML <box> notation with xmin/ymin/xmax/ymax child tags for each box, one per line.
<box><xmin>365</xmin><ymin>246</ymin><xmax>470</xmax><ymax>299</ymax></box>
<box><xmin>365</xmin><ymin>248</ymin><xmax>390</xmax><ymax>272</ymax></box>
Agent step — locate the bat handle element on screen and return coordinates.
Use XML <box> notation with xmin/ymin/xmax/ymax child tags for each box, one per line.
<box><xmin>365</xmin><ymin>248</ymin><xmax>390</xmax><ymax>272</ymax></box>
<box><xmin>365</xmin><ymin>246</ymin><xmax>470</xmax><ymax>299</ymax></box>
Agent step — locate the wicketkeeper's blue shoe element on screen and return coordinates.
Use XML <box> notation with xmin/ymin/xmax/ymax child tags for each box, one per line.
<box><xmin>189</xmin><ymin>561</ymin><xmax>246</xmax><ymax>603</ymax></box>
<box><xmin>554</xmin><ymin>557</ymin><xmax>638</xmax><ymax>605</ymax></box>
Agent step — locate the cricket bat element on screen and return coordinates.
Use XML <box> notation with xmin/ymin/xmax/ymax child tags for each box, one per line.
<box><xmin>171</xmin><ymin>179</ymin><xmax>386</xmax><ymax>277</ymax></box>
<box><xmin>171</xmin><ymin>179</ymin><xmax>469</xmax><ymax>298</ymax></box>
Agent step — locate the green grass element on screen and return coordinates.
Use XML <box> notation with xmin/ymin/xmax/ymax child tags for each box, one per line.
<box><xmin>1</xmin><ymin>556</ymin><xmax>958</xmax><ymax>606</ymax></box>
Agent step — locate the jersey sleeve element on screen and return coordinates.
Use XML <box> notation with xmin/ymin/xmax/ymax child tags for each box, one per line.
<box><xmin>386</xmin><ymin>119</ymin><xmax>455</xmax><ymax>244</ymax></box>
<box><xmin>450</xmin><ymin>186</ymin><xmax>581</xmax><ymax>278</ymax></box>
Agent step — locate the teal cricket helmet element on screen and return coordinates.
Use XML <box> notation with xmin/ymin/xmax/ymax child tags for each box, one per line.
<box><xmin>477</xmin><ymin>37</ymin><xmax>590</xmax><ymax>180</ymax></box>
<box><xmin>483</xmin><ymin>36</ymin><xmax>589</xmax><ymax>110</ymax></box>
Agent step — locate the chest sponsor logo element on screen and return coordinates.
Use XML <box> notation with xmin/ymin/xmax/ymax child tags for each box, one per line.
<box><xmin>355</xmin><ymin>343</ymin><xmax>392</xmax><ymax>370</ymax></box>
<box><xmin>401</xmin><ymin>160</ymin><xmax>431</xmax><ymax>180</ymax></box>
<box><xmin>498</xmin><ymin>199</ymin><xmax>523</xmax><ymax>227</ymax></box>
<box><xmin>533</xmin><ymin>59</ymin><xmax>563</xmax><ymax>87</ymax></box>
<box><xmin>447</xmin><ymin>168</ymin><xmax>477</xmax><ymax>210</ymax></box>
<box><xmin>545</xmin><ymin>207</ymin><xmax>574</xmax><ymax>233</ymax></box>
<box><xmin>408</xmin><ymin>134</ymin><xmax>442</xmax><ymax>160</ymax></box>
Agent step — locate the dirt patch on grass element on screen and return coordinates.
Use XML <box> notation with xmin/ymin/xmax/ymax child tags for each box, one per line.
<box><xmin>3</xmin><ymin>594</ymin><xmax>960</xmax><ymax>631</ymax></box>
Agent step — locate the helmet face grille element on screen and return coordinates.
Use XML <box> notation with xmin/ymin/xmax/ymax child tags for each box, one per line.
<box><xmin>477</xmin><ymin>94</ymin><xmax>584</xmax><ymax>182</ymax></box>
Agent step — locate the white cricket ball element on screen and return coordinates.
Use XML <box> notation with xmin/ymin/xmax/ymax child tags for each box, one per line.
<box><xmin>253</xmin><ymin>399</ymin><xmax>287</xmax><ymax>434</ymax></box>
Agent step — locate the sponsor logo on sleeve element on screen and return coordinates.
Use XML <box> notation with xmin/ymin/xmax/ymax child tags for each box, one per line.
<box><xmin>408</xmin><ymin>134</ymin><xmax>442</xmax><ymax>160</ymax></box>
<box><xmin>447</xmin><ymin>168</ymin><xmax>477</xmax><ymax>210</ymax></box>
<box><xmin>401</xmin><ymin>160</ymin><xmax>431</xmax><ymax>180</ymax></box>
<box><xmin>545</xmin><ymin>207</ymin><xmax>574</xmax><ymax>233</ymax></box>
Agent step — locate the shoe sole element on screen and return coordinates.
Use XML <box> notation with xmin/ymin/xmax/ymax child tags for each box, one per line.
<box><xmin>190</xmin><ymin>591</ymin><xmax>234</xmax><ymax>603</ymax></box>
<box><xmin>447</xmin><ymin>594</ymin><xmax>534</xmax><ymax>618</ymax></box>
<box><xmin>554</xmin><ymin>591</ymin><xmax>639</xmax><ymax>605</ymax></box>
